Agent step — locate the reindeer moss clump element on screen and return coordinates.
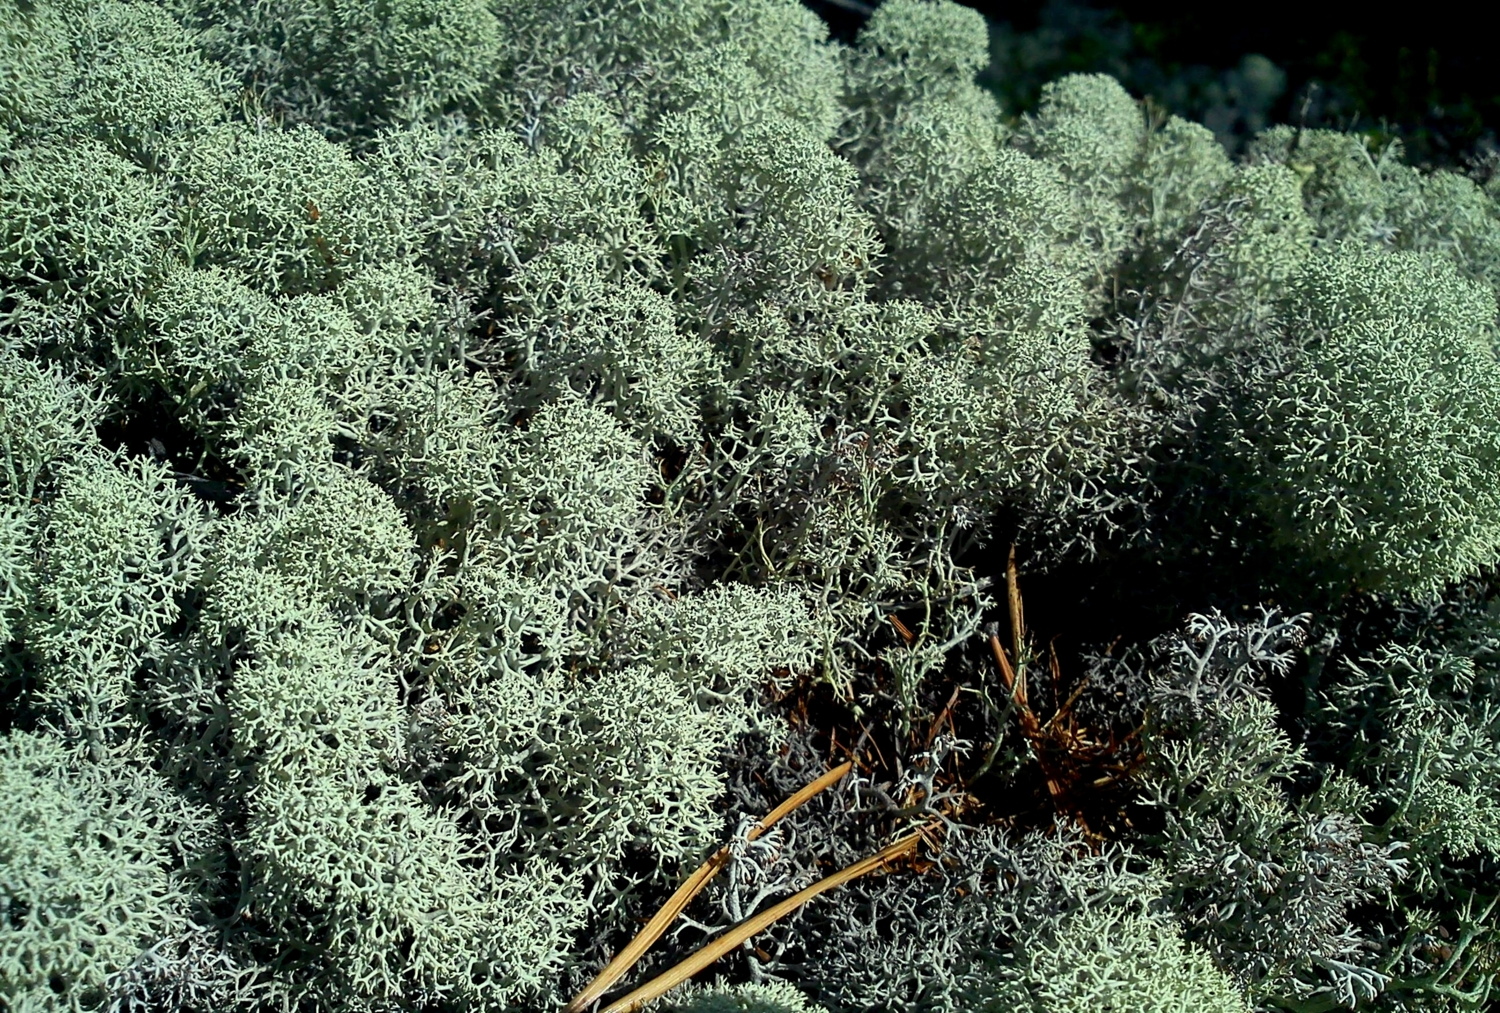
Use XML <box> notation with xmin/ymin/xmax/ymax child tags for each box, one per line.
<box><xmin>4</xmin><ymin>1</ymin><xmax>1500</xmax><ymax>1011</ymax></box>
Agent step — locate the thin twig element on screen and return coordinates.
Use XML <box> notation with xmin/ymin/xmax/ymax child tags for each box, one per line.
<box><xmin>1006</xmin><ymin>544</ymin><xmax>1025</xmax><ymax>665</ymax></box>
<box><xmin>565</xmin><ymin>762</ymin><xmax>852</xmax><ymax>1012</ymax></box>
<box><xmin>988</xmin><ymin>634</ymin><xmax>1067</xmax><ymax>805</ymax></box>
<box><xmin>596</xmin><ymin>828</ymin><xmax>929</xmax><ymax>1013</ymax></box>
<box><xmin>924</xmin><ymin>685</ymin><xmax>962</xmax><ymax>748</ymax></box>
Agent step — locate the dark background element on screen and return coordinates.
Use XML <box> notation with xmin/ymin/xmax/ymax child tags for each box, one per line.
<box><xmin>806</xmin><ymin>0</ymin><xmax>1499</xmax><ymax>172</ymax></box>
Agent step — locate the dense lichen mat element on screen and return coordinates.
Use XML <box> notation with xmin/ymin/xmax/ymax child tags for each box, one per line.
<box><xmin>2</xmin><ymin>1</ymin><xmax>1499</xmax><ymax>1011</ymax></box>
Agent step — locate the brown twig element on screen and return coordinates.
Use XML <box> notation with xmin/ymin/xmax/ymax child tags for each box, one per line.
<box><xmin>989</xmin><ymin>632</ymin><xmax>1068</xmax><ymax>805</ymax></box>
<box><xmin>924</xmin><ymin>684</ymin><xmax>962</xmax><ymax>748</ymax></box>
<box><xmin>983</xmin><ymin>547</ymin><xmax>1148</xmax><ymax>827</ymax></box>
<box><xmin>565</xmin><ymin>762</ymin><xmax>852</xmax><ymax>1013</ymax></box>
<box><xmin>596</xmin><ymin>828</ymin><xmax>930</xmax><ymax>1013</ymax></box>
<box><xmin>1006</xmin><ymin>543</ymin><xmax>1025</xmax><ymax>665</ymax></box>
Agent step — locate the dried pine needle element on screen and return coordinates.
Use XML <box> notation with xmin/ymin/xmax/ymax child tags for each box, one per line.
<box><xmin>565</xmin><ymin>761</ymin><xmax>853</xmax><ymax>1013</ymax></box>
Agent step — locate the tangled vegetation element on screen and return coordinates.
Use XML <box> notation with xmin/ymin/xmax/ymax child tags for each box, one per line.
<box><xmin>3</xmin><ymin>1</ymin><xmax>1500</xmax><ymax>1011</ymax></box>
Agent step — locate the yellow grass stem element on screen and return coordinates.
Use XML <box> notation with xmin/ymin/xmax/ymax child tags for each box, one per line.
<box><xmin>595</xmin><ymin>828</ymin><xmax>929</xmax><ymax>1013</ymax></box>
<box><xmin>565</xmin><ymin>761</ymin><xmax>853</xmax><ymax>1013</ymax></box>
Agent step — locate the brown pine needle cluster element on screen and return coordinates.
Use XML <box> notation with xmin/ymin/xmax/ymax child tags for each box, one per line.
<box><xmin>981</xmin><ymin>545</ymin><xmax>1145</xmax><ymax>838</ymax></box>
